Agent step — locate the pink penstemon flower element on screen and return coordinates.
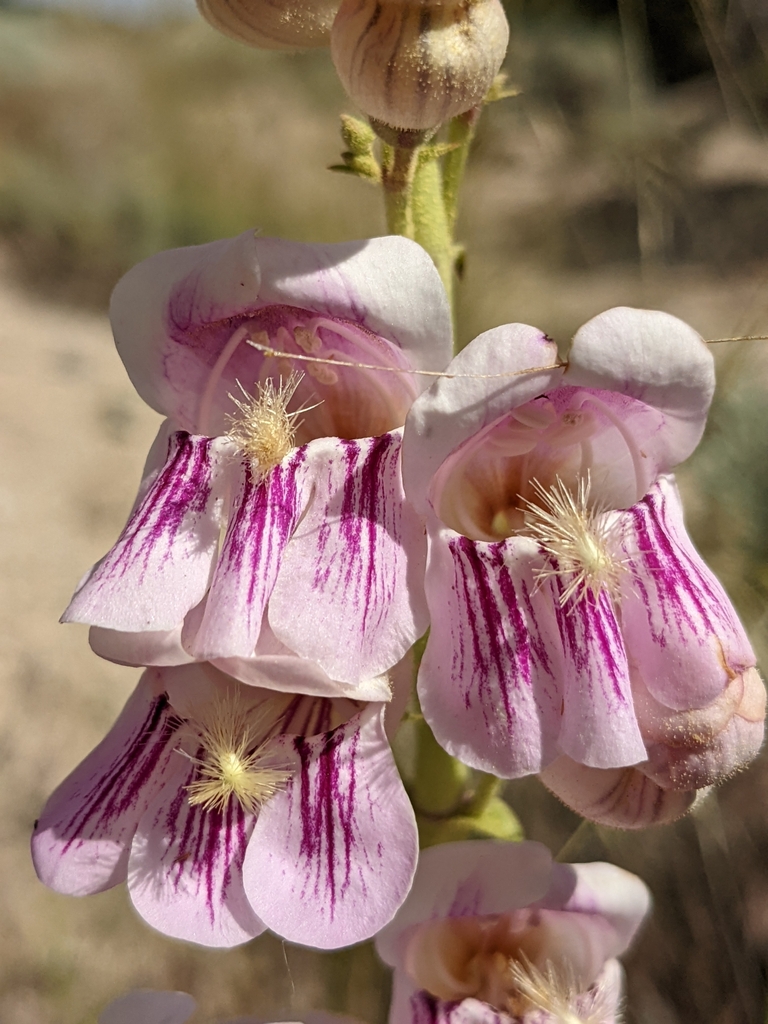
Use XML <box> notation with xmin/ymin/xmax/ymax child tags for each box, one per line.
<box><xmin>32</xmin><ymin>660</ymin><xmax>417</xmax><ymax>948</ymax></box>
<box><xmin>375</xmin><ymin>839</ymin><xmax>650</xmax><ymax>1023</ymax></box>
<box><xmin>63</xmin><ymin>232</ymin><xmax>452</xmax><ymax>686</ymax></box>
<box><xmin>402</xmin><ymin>307</ymin><xmax>764</xmax><ymax>826</ymax></box>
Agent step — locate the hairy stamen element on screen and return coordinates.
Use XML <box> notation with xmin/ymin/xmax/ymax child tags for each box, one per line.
<box><xmin>522</xmin><ymin>474</ymin><xmax>626</xmax><ymax>607</ymax></box>
<box><xmin>507</xmin><ymin>958</ymin><xmax>617</xmax><ymax>1024</ymax></box>
<box><xmin>226</xmin><ymin>372</ymin><xmax>317</xmax><ymax>478</ymax></box>
<box><xmin>184</xmin><ymin>694</ymin><xmax>290</xmax><ymax>815</ymax></box>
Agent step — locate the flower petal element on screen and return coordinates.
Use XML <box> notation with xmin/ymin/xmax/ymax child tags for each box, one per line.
<box><xmin>269</xmin><ymin>432</ymin><xmax>428</xmax><ymax>682</ymax></box>
<box><xmin>252</xmin><ymin>235</ymin><xmax>453</xmax><ymax>385</ymax></box>
<box><xmin>63</xmin><ymin>433</ymin><xmax>225</xmax><ymax>632</ymax></box>
<box><xmin>542</xmin><ymin>862</ymin><xmax>651</xmax><ymax>957</ymax></box>
<box><xmin>111</xmin><ymin>232</ymin><xmax>263</xmax><ymax>424</ymax></box>
<box><xmin>128</xmin><ymin>763</ymin><xmax>266</xmax><ymax>948</ymax></box>
<box><xmin>244</xmin><ymin>704</ymin><xmax>417</xmax><ymax>948</ymax></box>
<box><xmin>375</xmin><ymin>840</ymin><xmax>553</xmax><ymax>970</ymax></box>
<box><xmin>89</xmin><ymin>624</ymin><xmax>194</xmax><ymax>667</ymax></box>
<box><xmin>99</xmin><ymin>991</ymin><xmax>197</xmax><ymax>1024</ymax></box>
<box><xmin>565</xmin><ymin>307</ymin><xmax>714</xmax><ymax>471</ymax></box>
<box><xmin>402</xmin><ymin>325</ymin><xmax>563</xmax><ymax>514</ymax></box>
<box><xmin>633</xmin><ymin>665</ymin><xmax>765</xmax><ymax>789</ymax></box>
<box><xmin>619</xmin><ymin>476</ymin><xmax>756</xmax><ymax>710</ymax></box>
<box><xmin>417</xmin><ymin>522</ymin><xmax>562</xmax><ymax>777</ymax></box>
<box><xmin>188</xmin><ymin>448</ymin><xmax>310</xmax><ymax>660</ymax></box>
<box><xmin>540</xmin><ymin>755</ymin><xmax>698</xmax><ymax>828</ymax></box>
<box><xmin>551</xmin><ymin>585</ymin><xmax>646</xmax><ymax>769</ymax></box>
<box><xmin>111</xmin><ymin>233</ymin><xmax>451</xmax><ymax>428</ymax></box>
<box><xmin>32</xmin><ymin>672</ymin><xmax>180</xmax><ymax>895</ymax></box>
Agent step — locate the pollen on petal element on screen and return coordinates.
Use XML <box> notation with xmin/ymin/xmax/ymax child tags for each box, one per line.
<box><xmin>183</xmin><ymin>694</ymin><xmax>291</xmax><ymax>815</ymax></box>
<box><xmin>226</xmin><ymin>373</ymin><xmax>314</xmax><ymax>479</ymax></box>
<box><xmin>522</xmin><ymin>475</ymin><xmax>627</xmax><ymax>608</ymax></box>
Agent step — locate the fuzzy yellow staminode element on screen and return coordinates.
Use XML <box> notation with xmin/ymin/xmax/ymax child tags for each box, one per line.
<box><xmin>508</xmin><ymin>958</ymin><xmax>616</xmax><ymax>1024</ymax></box>
<box><xmin>522</xmin><ymin>474</ymin><xmax>626</xmax><ymax>607</ymax></box>
<box><xmin>226</xmin><ymin>373</ymin><xmax>305</xmax><ymax>479</ymax></box>
<box><xmin>185</xmin><ymin>695</ymin><xmax>290</xmax><ymax>815</ymax></box>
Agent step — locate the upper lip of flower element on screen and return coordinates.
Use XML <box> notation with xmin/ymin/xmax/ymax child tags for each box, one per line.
<box><xmin>110</xmin><ymin>231</ymin><xmax>453</xmax><ymax>437</ymax></box>
<box><xmin>402</xmin><ymin>306</ymin><xmax>715</xmax><ymax>521</ymax></box>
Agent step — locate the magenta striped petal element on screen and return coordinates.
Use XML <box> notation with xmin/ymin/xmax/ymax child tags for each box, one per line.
<box><xmin>31</xmin><ymin>673</ymin><xmax>181</xmax><ymax>896</ymax></box>
<box><xmin>551</xmin><ymin>585</ymin><xmax>646</xmax><ymax>769</ymax></box>
<box><xmin>63</xmin><ymin>432</ymin><xmax>225</xmax><ymax>632</ymax></box>
<box><xmin>269</xmin><ymin>431</ymin><xmax>428</xmax><ymax>682</ymax></box>
<box><xmin>619</xmin><ymin>475</ymin><xmax>756</xmax><ymax>710</ymax></box>
<box><xmin>128</xmin><ymin>760</ymin><xmax>266</xmax><ymax>948</ymax></box>
<box><xmin>244</xmin><ymin>704</ymin><xmax>418</xmax><ymax>948</ymax></box>
<box><xmin>188</xmin><ymin>448</ymin><xmax>309</xmax><ymax>660</ymax></box>
<box><xmin>418</xmin><ymin>522</ymin><xmax>563</xmax><ymax>778</ymax></box>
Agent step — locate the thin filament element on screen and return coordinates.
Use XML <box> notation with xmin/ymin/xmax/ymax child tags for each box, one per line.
<box><xmin>197</xmin><ymin>324</ymin><xmax>251</xmax><ymax>436</ymax></box>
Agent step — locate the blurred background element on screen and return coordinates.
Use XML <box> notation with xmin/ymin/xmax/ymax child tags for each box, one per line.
<box><xmin>1</xmin><ymin>0</ymin><xmax>768</xmax><ymax>1021</ymax></box>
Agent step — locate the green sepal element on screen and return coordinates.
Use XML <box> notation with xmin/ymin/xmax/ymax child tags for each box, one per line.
<box><xmin>416</xmin><ymin>142</ymin><xmax>461</xmax><ymax>165</ymax></box>
<box><xmin>417</xmin><ymin>797</ymin><xmax>524</xmax><ymax>849</ymax></box>
<box><xmin>339</xmin><ymin>114</ymin><xmax>377</xmax><ymax>155</ymax></box>
<box><xmin>328</xmin><ymin>154</ymin><xmax>381</xmax><ymax>184</ymax></box>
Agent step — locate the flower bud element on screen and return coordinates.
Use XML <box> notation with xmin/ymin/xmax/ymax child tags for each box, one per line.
<box><xmin>196</xmin><ymin>0</ymin><xmax>338</xmax><ymax>49</ymax></box>
<box><xmin>330</xmin><ymin>0</ymin><xmax>510</xmax><ymax>130</ymax></box>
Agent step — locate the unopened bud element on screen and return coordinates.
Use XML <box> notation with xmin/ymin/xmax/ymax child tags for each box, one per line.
<box><xmin>196</xmin><ymin>0</ymin><xmax>338</xmax><ymax>49</ymax></box>
<box><xmin>330</xmin><ymin>0</ymin><xmax>510</xmax><ymax>130</ymax></box>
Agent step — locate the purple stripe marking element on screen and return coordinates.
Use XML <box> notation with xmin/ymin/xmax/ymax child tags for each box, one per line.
<box><xmin>52</xmin><ymin>694</ymin><xmax>176</xmax><ymax>850</ymax></box>
<box><xmin>312</xmin><ymin>433</ymin><xmax>401</xmax><ymax>634</ymax></box>
<box><xmin>219</xmin><ymin>448</ymin><xmax>306</xmax><ymax>589</ymax></box>
<box><xmin>553</xmin><ymin>579</ymin><xmax>629</xmax><ymax>704</ymax></box>
<box><xmin>156</xmin><ymin>774</ymin><xmax>250</xmax><ymax>926</ymax></box>
<box><xmin>626</xmin><ymin>486</ymin><xmax>738</xmax><ymax>644</ymax></box>
<box><xmin>448</xmin><ymin>536</ymin><xmax>538</xmax><ymax>732</ymax></box>
<box><xmin>294</xmin><ymin>722</ymin><xmax>361</xmax><ymax>919</ymax></box>
<box><xmin>94</xmin><ymin>433</ymin><xmax>213</xmax><ymax>585</ymax></box>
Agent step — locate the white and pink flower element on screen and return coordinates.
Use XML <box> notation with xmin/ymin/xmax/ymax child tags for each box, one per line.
<box><xmin>32</xmin><ymin>661</ymin><xmax>417</xmax><ymax>949</ymax></box>
<box><xmin>375</xmin><ymin>839</ymin><xmax>650</xmax><ymax>1024</ymax></box>
<box><xmin>402</xmin><ymin>307</ymin><xmax>764</xmax><ymax>824</ymax></box>
<box><xmin>64</xmin><ymin>232</ymin><xmax>452</xmax><ymax>685</ymax></box>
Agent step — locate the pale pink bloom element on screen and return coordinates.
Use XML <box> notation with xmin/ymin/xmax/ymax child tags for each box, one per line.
<box><xmin>99</xmin><ymin>989</ymin><xmax>355</xmax><ymax>1024</ymax></box>
<box><xmin>63</xmin><ymin>232</ymin><xmax>452</xmax><ymax>685</ymax></box>
<box><xmin>32</xmin><ymin>661</ymin><xmax>417</xmax><ymax>949</ymax></box>
<box><xmin>376</xmin><ymin>840</ymin><xmax>650</xmax><ymax>1024</ymax></box>
<box><xmin>402</xmin><ymin>308</ymin><xmax>763</xmax><ymax>823</ymax></box>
